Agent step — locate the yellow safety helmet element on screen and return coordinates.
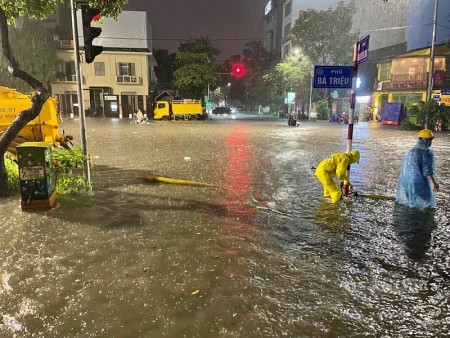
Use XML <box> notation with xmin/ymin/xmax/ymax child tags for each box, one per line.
<box><xmin>350</xmin><ymin>150</ymin><xmax>360</xmax><ymax>164</ymax></box>
<box><xmin>417</xmin><ymin>129</ymin><xmax>434</xmax><ymax>139</ymax></box>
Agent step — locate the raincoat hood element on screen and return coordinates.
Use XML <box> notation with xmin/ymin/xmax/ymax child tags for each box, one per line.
<box><xmin>349</xmin><ymin>150</ymin><xmax>360</xmax><ymax>164</ymax></box>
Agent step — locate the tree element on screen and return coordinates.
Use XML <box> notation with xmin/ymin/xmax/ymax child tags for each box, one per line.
<box><xmin>242</xmin><ymin>41</ymin><xmax>277</xmax><ymax>72</ymax></box>
<box><xmin>290</xmin><ymin>1</ymin><xmax>358</xmax><ymax>66</ymax></box>
<box><xmin>0</xmin><ymin>0</ymin><xmax>127</xmax><ymax>197</ymax></box>
<box><xmin>0</xmin><ymin>16</ymin><xmax>59</xmax><ymax>92</ymax></box>
<box><xmin>262</xmin><ymin>53</ymin><xmax>312</xmax><ymax>109</ymax></box>
<box><xmin>409</xmin><ymin>100</ymin><xmax>450</xmax><ymax>130</ymax></box>
<box><xmin>316</xmin><ymin>99</ymin><xmax>331</xmax><ymax>120</ymax></box>
<box><xmin>273</xmin><ymin>54</ymin><xmax>312</xmax><ymax>92</ymax></box>
<box><xmin>241</xmin><ymin>41</ymin><xmax>278</xmax><ymax>109</ymax></box>
<box><xmin>173</xmin><ymin>37</ymin><xmax>220</xmax><ymax>98</ymax></box>
<box><xmin>153</xmin><ymin>49</ymin><xmax>176</xmax><ymax>90</ymax></box>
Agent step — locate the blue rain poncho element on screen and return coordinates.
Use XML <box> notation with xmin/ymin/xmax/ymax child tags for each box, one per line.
<box><xmin>396</xmin><ymin>139</ymin><xmax>436</xmax><ymax>209</ymax></box>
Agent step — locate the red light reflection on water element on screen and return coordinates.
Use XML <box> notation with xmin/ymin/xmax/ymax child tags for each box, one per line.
<box><xmin>220</xmin><ymin>124</ymin><xmax>256</xmax><ymax>217</ymax></box>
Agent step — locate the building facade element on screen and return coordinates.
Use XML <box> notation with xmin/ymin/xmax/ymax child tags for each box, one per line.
<box><xmin>264</xmin><ymin>0</ymin><xmax>450</xmax><ymax>60</ymax></box>
<box><xmin>51</xmin><ymin>10</ymin><xmax>157</xmax><ymax>119</ymax></box>
<box><xmin>261</xmin><ymin>0</ymin><xmax>450</xmax><ymax>118</ymax></box>
<box><xmin>373</xmin><ymin>44</ymin><xmax>450</xmax><ymax>119</ymax></box>
<box><xmin>262</xmin><ymin>0</ymin><xmax>284</xmax><ymax>59</ymax></box>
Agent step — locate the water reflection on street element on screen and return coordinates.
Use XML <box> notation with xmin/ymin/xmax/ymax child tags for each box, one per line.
<box><xmin>1</xmin><ymin>117</ymin><xmax>449</xmax><ymax>336</ymax></box>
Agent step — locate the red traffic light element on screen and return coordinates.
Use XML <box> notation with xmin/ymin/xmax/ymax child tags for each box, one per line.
<box><xmin>231</xmin><ymin>63</ymin><xmax>245</xmax><ymax>77</ymax></box>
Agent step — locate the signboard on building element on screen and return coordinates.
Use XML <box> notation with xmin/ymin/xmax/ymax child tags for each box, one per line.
<box><xmin>264</xmin><ymin>0</ymin><xmax>272</xmax><ymax>15</ymax></box>
<box><xmin>441</xmin><ymin>94</ymin><xmax>450</xmax><ymax>105</ymax></box>
<box><xmin>104</xmin><ymin>95</ymin><xmax>118</xmax><ymax>101</ymax></box>
<box><xmin>313</xmin><ymin>66</ymin><xmax>353</xmax><ymax>89</ymax></box>
<box><xmin>434</xmin><ymin>70</ymin><xmax>445</xmax><ymax>86</ymax></box>
<box><xmin>357</xmin><ymin>35</ymin><xmax>370</xmax><ymax>64</ymax></box>
<box><xmin>392</xmin><ymin>81</ymin><xmax>425</xmax><ymax>89</ymax></box>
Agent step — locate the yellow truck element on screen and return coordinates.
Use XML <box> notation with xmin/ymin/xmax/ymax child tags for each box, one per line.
<box><xmin>0</xmin><ymin>86</ymin><xmax>72</xmax><ymax>158</ymax></box>
<box><xmin>153</xmin><ymin>99</ymin><xmax>205</xmax><ymax>120</ymax></box>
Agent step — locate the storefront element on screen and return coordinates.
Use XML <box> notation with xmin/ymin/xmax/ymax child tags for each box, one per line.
<box><xmin>372</xmin><ymin>44</ymin><xmax>450</xmax><ymax>120</ymax></box>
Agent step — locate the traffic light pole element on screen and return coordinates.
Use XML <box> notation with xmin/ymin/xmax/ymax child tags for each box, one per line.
<box><xmin>70</xmin><ymin>0</ymin><xmax>91</xmax><ymax>188</ymax></box>
<box><xmin>426</xmin><ymin>0</ymin><xmax>438</xmax><ymax>102</ymax></box>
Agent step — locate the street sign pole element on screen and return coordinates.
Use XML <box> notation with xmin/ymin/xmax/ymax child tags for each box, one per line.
<box><xmin>343</xmin><ymin>42</ymin><xmax>361</xmax><ymax>196</ymax></box>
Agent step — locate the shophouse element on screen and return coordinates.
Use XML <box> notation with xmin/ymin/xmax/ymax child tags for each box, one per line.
<box><xmin>373</xmin><ymin>43</ymin><xmax>450</xmax><ymax>119</ymax></box>
<box><xmin>51</xmin><ymin>10</ymin><xmax>157</xmax><ymax>119</ymax></box>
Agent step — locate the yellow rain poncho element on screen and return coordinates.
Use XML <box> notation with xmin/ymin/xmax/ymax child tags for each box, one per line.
<box><xmin>315</xmin><ymin>150</ymin><xmax>360</xmax><ymax>203</ymax></box>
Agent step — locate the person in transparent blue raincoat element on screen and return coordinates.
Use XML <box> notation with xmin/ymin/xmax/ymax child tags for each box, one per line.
<box><xmin>396</xmin><ymin>129</ymin><xmax>440</xmax><ymax>209</ymax></box>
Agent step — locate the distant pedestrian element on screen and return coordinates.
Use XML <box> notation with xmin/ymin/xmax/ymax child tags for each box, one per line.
<box><xmin>315</xmin><ymin>150</ymin><xmax>360</xmax><ymax>203</ymax></box>
<box><xmin>396</xmin><ymin>129</ymin><xmax>439</xmax><ymax>209</ymax></box>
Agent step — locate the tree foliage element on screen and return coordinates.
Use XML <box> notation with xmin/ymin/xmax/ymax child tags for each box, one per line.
<box><xmin>408</xmin><ymin>100</ymin><xmax>450</xmax><ymax>130</ymax></box>
<box><xmin>0</xmin><ymin>0</ymin><xmax>127</xmax><ymax>22</ymax></box>
<box><xmin>291</xmin><ymin>0</ymin><xmax>358</xmax><ymax>65</ymax></box>
<box><xmin>173</xmin><ymin>37</ymin><xmax>220</xmax><ymax>98</ymax></box>
<box><xmin>153</xmin><ymin>49</ymin><xmax>176</xmax><ymax>89</ymax></box>
<box><xmin>0</xmin><ymin>17</ymin><xmax>59</xmax><ymax>92</ymax></box>
<box><xmin>316</xmin><ymin>100</ymin><xmax>331</xmax><ymax>120</ymax></box>
<box><xmin>241</xmin><ymin>41</ymin><xmax>278</xmax><ymax>109</ymax></box>
<box><xmin>264</xmin><ymin>54</ymin><xmax>312</xmax><ymax>97</ymax></box>
<box><xmin>242</xmin><ymin>41</ymin><xmax>276</xmax><ymax>74</ymax></box>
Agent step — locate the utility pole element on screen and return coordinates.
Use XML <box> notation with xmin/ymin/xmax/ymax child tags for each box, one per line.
<box><xmin>70</xmin><ymin>0</ymin><xmax>91</xmax><ymax>188</ymax></box>
<box><xmin>308</xmin><ymin>71</ymin><xmax>313</xmax><ymax>121</ymax></box>
<box><xmin>426</xmin><ymin>0</ymin><xmax>439</xmax><ymax>102</ymax></box>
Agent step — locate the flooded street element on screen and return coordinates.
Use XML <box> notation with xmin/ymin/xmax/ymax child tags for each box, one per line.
<box><xmin>1</xmin><ymin>116</ymin><xmax>450</xmax><ymax>337</ymax></box>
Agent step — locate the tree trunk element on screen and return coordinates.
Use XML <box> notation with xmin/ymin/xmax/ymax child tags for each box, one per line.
<box><xmin>0</xmin><ymin>7</ymin><xmax>50</xmax><ymax>197</ymax></box>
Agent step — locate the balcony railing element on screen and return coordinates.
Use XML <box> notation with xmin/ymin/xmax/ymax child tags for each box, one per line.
<box><xmin>56</xmin><ymin>74</ymin><xmax>85</xmax><ymax>83</ymax></box>
<box><xmin>391</xmin><ymin>73</ymin><xmax>427</xmax><ymax>82</ymax></box>
<box><xmin>116</xmin><ymin>75</ymin><xmax>142</xmax><ymax>84</ymax></box>
<box><xmin>58</xmin><ymin>40</ymin><xmax>73</xmax><ymax>49</ymax></box>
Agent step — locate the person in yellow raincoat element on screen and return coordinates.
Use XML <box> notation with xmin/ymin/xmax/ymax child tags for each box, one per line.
<box><xmin>315</xmin><ymin>150</ymin><xmax>360</xmax><ymax>203</ymax></box>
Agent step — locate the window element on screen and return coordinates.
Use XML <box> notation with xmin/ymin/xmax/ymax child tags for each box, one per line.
<box><xmin>118</xmin><ymin>63</ymin><xmax>136</xmax><ymax>76</ymax></box>
<box><xmin>379</xmin><ymin>63</ymin><xmax>391</xmax><ymax>81</ymax></box>
<box><xmin>94</xmin><ymin>62</ymin><xmax>105</xmax><ymax>76</ymax></box>
<box><xmin>284</xmin><ymin>1</ymin><xmax>291</xmax><ymax>17</ymax></box>
<box><xmin>266</xmin><ymin>30</ymin><xmax>274</xmax><ymax>51</ymax></box>
<box><xmin>65</xmin><ymin>61</ymin><xmax>75</xmax><ymax>76</ymax></box>
<box><xmin>56</xmin><ymin>61</ymin><xmax>75</xmax><ymax>81</ymax></box>
<box><xmin>283</xmin><ymin>23</ymin><xmax>291</xmax><ymax>38</ymax></box>
<box><xmin>434</xmin><ymin>57</ymin><xmax>445</xmax><ymax>71</ymax></box>
<box><xmin>445</xmin><ymin>56</ymin><xmax>450</xmax><ymax>79</ymax></box>
<box><xmin>392</xmin><ymin>93</ymin><xmax>423</xmax><ymax>108</ymax></box>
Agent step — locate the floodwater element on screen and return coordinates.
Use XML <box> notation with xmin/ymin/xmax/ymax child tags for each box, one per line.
<box><xmin>1</xmin><ymin>116</ymin><xmax>449</xmax><ymax>337</ymax></box>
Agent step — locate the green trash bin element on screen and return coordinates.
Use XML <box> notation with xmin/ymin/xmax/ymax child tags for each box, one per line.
<box><xmin>16</xmin><ymin>142</ymin><xmax>56</xmax><ymax>211</ymax></box>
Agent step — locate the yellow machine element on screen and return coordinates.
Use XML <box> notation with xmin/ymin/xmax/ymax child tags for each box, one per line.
<box><xmin>153</xmin><ymin>99</ymin><xmax>205</xmax><ymax>120</ymax></box>
<box><xmin>0</xmin><ymin>86</ymin><xmax>72</xmax><ymax>158</ymax></box>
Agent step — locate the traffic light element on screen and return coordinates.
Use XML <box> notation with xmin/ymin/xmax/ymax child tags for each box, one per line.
<box><xmin>81</xmin><ymin>5</ymin><xmax>103</xmax><ymax>63</ymax></box>
<box><xmin>231</xmin><ymin>63</ymin><xmax>245</xmax><ymax>78</ymax></box>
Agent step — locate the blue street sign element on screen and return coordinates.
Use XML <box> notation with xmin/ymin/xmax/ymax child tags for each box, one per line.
<box><xmin>313</xmin><ymin>66</ymin><xmax>353</xmax><ymax>89</ymax></box>
<box><xmin>357</xmin><ymin>35</ymin><xmax>370</xmax><ymax>64</ymax></box>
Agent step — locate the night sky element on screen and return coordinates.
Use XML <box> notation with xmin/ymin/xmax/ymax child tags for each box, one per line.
<box><xmin>124</xmin><ymin>0</ymin><xmax>266</xmax><ymax>58</ymax></box>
